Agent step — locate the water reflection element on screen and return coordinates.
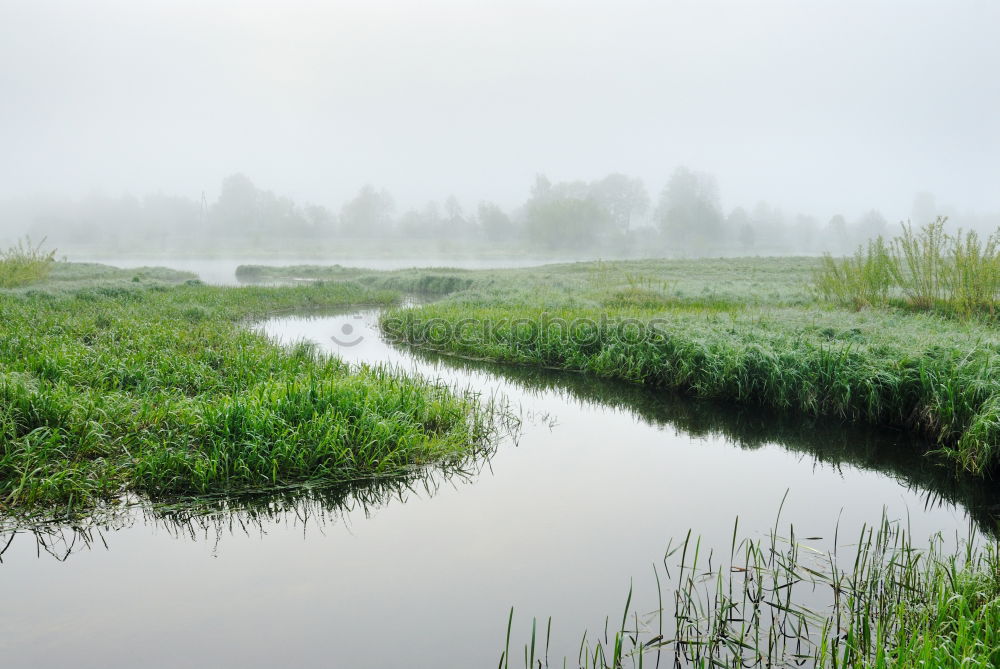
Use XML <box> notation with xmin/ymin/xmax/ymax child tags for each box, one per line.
<box><xmin>402</xmin><ymin>347</ymin><xmax>1000</xmax><ymax>536</ymax></box>
<box><xmin>1</xmin><ymin>459</ymin><xmax>492</xmax><ymax>564</ymax></box>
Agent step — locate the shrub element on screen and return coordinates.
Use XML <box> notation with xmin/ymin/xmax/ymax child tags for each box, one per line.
<box><xmin>0</xmin><ymin>238</ymin><xmax>56</xmax><ymax>288</ymax></box>
<box><xmin>814</xmin><ymin>218</ymin><xmax>1000</xmax><ymax>317</ymax></box>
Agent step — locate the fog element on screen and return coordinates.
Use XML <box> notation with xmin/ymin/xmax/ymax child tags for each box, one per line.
<box><xmin>2</xmin><ymin>1</ymin><xmax>998</xmax><ymax>258</ymax></box>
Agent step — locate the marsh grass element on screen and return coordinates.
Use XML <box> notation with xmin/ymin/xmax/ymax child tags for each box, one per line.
<box><xmin>235</xmin><ymin>264</ymin><xmax>474</xmax><ymax>295</ymax></box>
<box><xmin>379</xmin><ymin>255</ymin><xmax>999</xmax><ymax>476</ymax></box>
<box><xmin>813</xmin><ymin>237</ymin><xmax>895</xmax><ymax>309</ymax></box>
<box><xmin>814</xmin><ymin>219</ymin><xmax>1000</xmax><ymax>317</ymax></box>
<box><xmin>502</xmin><ymin>512</ymin><xmax>1000</xmax><ymax>668</ymax></box>
<box><xmin>0</xmin><ymin>237</ymin><xmax>56</xmax><ymax>288</ymax></box>
<box><xmin>0</xmin><ymin>269</ymin><xmax>500</xmax><ymax>518</ymax></box>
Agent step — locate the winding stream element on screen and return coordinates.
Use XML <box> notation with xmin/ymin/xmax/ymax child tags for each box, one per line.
<box><xmin>2</xmin><ymin>306</ymin><xmax>997</xmax><ymax>668</ymax></box>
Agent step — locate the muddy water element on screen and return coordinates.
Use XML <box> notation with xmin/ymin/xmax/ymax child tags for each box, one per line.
<box><xmin>1</xmin><ymin>308</ymin><xmax>995</xmax><ymax>669</ymax></box>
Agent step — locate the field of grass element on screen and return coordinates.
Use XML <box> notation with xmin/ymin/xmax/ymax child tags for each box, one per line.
<box><xmin>0</xmin><ymin>264</ymin><xmax>496</xmax><ymax>519</ymax></box>
<box><xmin>369</xmin><ymin>256</ymin><xmax>999</xmax><ymax>477</ymax></box>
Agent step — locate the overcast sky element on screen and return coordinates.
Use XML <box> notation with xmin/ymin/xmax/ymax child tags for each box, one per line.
<box><xmin>1</xmin><ymin>0</ymin><xmax>998</xmax><ymax>219</ymax></box>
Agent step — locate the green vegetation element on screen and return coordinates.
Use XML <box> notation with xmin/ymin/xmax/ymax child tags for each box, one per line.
<box><xmin>0</xmin><ymin>238</ymin><xmax>56</xmax><ymax>287</ymax></box>
<box><xmin>235</xmin><ymin>263</ymin><xmax>474</xmax><ymax>295</ymax></box>
<box><xmin>379</xmin><ymin>257</ymin><xmax>1000</xmax><ymax>475</ymax></box>
<box><xmin>502</xmin><ymin>514</ymin><xmax>1000</xmax><ymax>668</ymax></box>
<box><xmin>0</xmin><ymin>265</ymin><xmax>495</xmax><ymax>518</ymax></box>
<box><xmin>815</xmin><ymin>218</ymin><xmax>1000</xmax><ymax>316</ymax></box>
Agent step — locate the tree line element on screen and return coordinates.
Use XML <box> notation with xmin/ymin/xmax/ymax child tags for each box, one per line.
<box><xmin>2</xmin><ymin>170</ymin><xmax>996</xmax><ymax>256</ymax></box>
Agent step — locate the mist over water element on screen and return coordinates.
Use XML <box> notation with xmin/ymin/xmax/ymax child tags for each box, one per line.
<box><xmin>2</xmin><ymin>1</ymin><xmax>999</xmax><ymax>259</ymax></box>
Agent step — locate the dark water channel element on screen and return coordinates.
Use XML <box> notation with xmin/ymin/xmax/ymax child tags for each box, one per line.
<box><xmin>1</xmin><ymin>308</ymin><xmax>997</xmax><ymax>668</ymax></box>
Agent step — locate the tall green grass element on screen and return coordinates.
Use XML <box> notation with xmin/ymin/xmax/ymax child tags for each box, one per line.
<box><xmin>0</xmin><ymin>237</ymin><xmax>56</xmax><ymax>288</ymax></box>
<box><xmin>384</xmin><ymin>301</ymin><xmax>1000</xmax><ymax>475</ymax></box>
<box><xmin>0</xmin><ymin>272</ymin><xmax>498</xmax><ymax>518</ymax></box>
<box><xmin>502</xmin><ymin>513</ymin><xmax>1000</xmax><ymax>668</ymax></box>
<box><xmin>814</xmin><ymin>219</ymin><xmax>1000</xmax><ymax>317</ymax></box>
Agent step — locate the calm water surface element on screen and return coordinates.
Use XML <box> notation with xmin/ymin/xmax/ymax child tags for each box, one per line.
<box><xmin>2</xmin><ymin>304</ymin><xmax>997</xmax><ymax>667</ymax></box>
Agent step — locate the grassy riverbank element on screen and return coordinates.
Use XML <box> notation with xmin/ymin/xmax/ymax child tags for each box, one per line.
<box><xmin>0</xmin><ymin>264</ymin><xmax>495</xmax><ymax>517</ymax></box>
<box><xmin>372</xmin><ymin>257</ymin><xmax>999</xmax><ymax>476</ymax></box>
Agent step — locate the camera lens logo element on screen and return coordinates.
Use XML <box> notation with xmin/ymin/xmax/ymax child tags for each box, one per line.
<box><xmin>330</xmin><ymin>321</ymin><xmax>365</xmax><ymax>347</ymax></box>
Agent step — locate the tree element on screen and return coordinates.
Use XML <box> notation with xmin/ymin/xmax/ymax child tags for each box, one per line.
<box><xmin>750</xmin><ymin>201</ymin><xmax>787</xmax><ymax>252</ymax></box>
<box><xmin>478</xmin><ymin>201</ymin><xmax>517</xmax><ymax>242</ymax></box>
<box><xmin>727</xmin><ymin>207</ymin><xmax>750</xmax><ymax>250</ymax></box>
<box><xmin>521</xmin><ymin>174</ymin><xmax>616</xmax><ymax>249</ymax></box>
<box><xmin>442</xmin><ymin>195</ymin><xmax>472</xmax><ymax>237</ymax></box>
<box><xmin>340</xmin><ymin>185</ymin><xmax>395</xmax><ymax>237</ymax></box>
<box><xmin>257</xmin><ymin>190</ymin><xmax>308</xmax><ymax>237</ymax></box>
<box><xmin>825</xmin><ymin>214</ymin><xmax>849</xmax><ymax>254</ymax></box>
<box><xmin>304</xmin><ymin>204</ymin><xmax>336</xmax><ymax>235</ymax></box>
<box><xmin>531</xmin><ymin>174</ymin><xmax>552</xmax><ymax>200</ymax></box>
<box><xmin>855</xmin><ymin>209</ymin><xmax>888</xmax><ymax>243</ymax></box>
<box><xmin>213</xmin><ymin>173</ymin><xmax>259</xmax><ymax>231</ymax></box>
<box><xmin>655</xmin><ymin>167</ymin><xmax>724</xmax><ymax>253</ymax></box>
<box><xmin>525</xmin><ymin>197</ymin><xmax>610</xmax><ymax>250</ymax></box>
<box><xmin>588</xmin><ymin>173</ymin><xmax>649</xmax><ymax>231</ymax></box>
<box><xmin>398</xmin><ymin>201</ymin><xmax>442</xmax><ymax>239</ymax></box>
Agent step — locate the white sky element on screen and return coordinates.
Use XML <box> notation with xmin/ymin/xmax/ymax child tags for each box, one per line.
<box><xmin>1</xmin><ymin>0</ymin><xmax>998</xmax><ymax>219</ymax></box>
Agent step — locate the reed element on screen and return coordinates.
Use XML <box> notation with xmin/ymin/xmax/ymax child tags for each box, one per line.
<box><xmin>501</xmin><ymin>512</ymin><xmax>1000</xmax><ymax>668</ymax></box>
<box><xmin>814</xmin><ymin>218</ymin><xmax>1000</xmax><ymax>317</ymax></box>
<box><xmin>0</xmin><ymin>237</ymin><xmax>56</xmax><ymax>288</ymax></box>
<box><xmin>813</xmin><ymin>236</ymin><xmax>895</xmax><ymax>308</ymax></box>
